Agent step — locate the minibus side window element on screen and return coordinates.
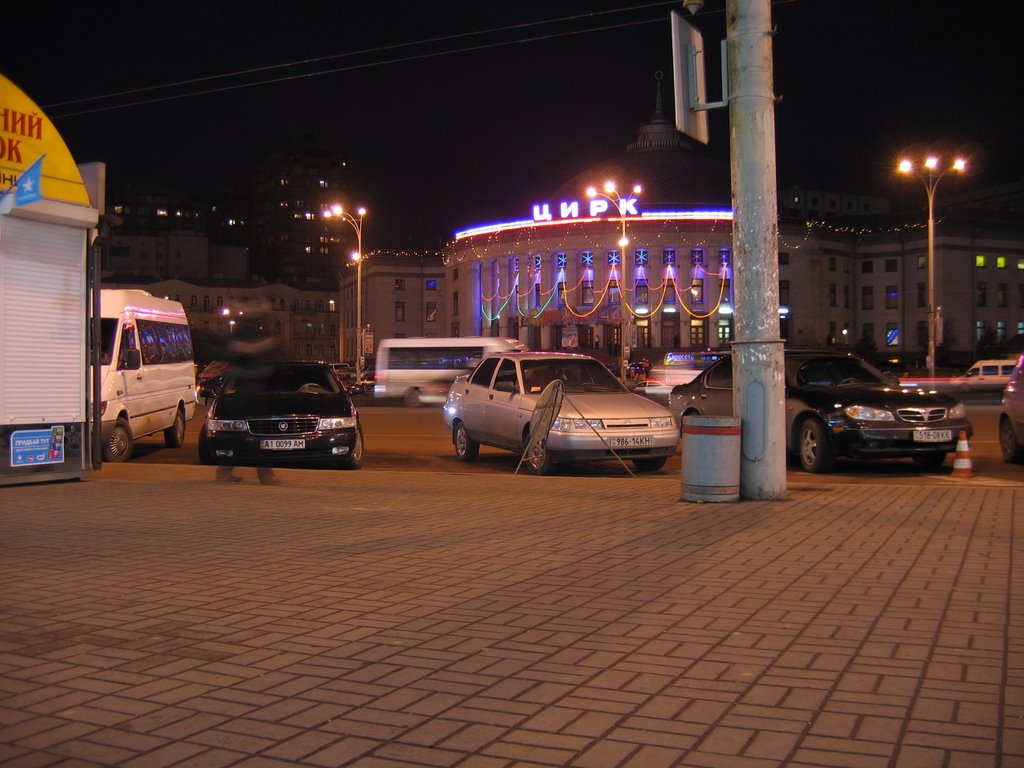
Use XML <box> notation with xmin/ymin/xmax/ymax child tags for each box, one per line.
<box><xmin>117</xmin><ymin>326</ymin><xmax>140</xmax><ymax>370</ymax></box>
<box><xmin>99</xmin><ymin>318</ymin><xmax>118</xmax><ymax>366</ymax></box>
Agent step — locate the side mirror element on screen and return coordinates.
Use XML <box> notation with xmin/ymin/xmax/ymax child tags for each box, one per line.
<box><xmin>120</xmin><ymin>349</ymin><xmax>142</xmax><ymax>370</ymax></box>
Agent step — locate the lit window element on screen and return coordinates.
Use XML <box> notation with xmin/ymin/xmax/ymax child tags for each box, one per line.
<box><xmin>976</xmin><ymin>254</ymin><xmax>986</xmax><ymax>268</ymax></box>
<box><xmin>997</xmin><ymin>256</ymin><xmax>1007</xmax><ymax>269</ymax></box>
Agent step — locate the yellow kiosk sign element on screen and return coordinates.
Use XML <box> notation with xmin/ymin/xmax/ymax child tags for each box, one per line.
<box><xmin>0</xmin><ymin>74</ymin><xmax>91</xmax><ymax>206</ymax></box>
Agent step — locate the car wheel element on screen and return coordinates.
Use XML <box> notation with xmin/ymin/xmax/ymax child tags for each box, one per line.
<box><xmin>164</xmin><ymin>407</ymin><xmax>186</xmax><ymax>447</ymax></box>
<box><xmin>797</xmin><ymin>417</ymin><xmax>834</xmax><ymax>473</ymax></box>
<box><xmin>403</xmin><ymin>389</ymin><xmax>421</xmax><ymax>407</ymax></box>
<box><xmin>197</xmin><ymin>426</ymin><xmax>215</xmax><ymax>465</ymax></box>
<box><xmin>104</xmin><ymin>417</ymin><xmax>134</xmax><ymax>463</ymax></box>
<box><xmin>524</xmin><ymin>437</ymin><xmax>555</xmax><ymax>475</ymax></box>
<box><xmin>911</xmin><ymin>452</ymin><xmax>947</xmax><ymax>471</ymax></box>
<box><xmin>453</xmin><ymin>421</ymin><xmax>479</xmax><ymax>461</ymax></box>
<box><xmin>341</xmin><ymin>427</ymin><xmax>364</xmax><ymax>469</ymax></box>
<box><xmin>633</xmin><ymin>457</ymin><xmax>668</xmax><ymax>472</ymax></box>
<box><xmin>1000</xmin><ymin>416</ymin><xmax>1024</xmax><ymax>463</ymax></box>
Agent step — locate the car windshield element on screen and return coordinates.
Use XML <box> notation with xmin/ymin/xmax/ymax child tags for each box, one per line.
<box><xmin>519</xmin><ymin>359</ymin><xmax>624</xmax><ymax>394</ymax></box>
<box><xmin>229</xmin><ymin>366</ymin><xmax>342</xmax><ymax>395</ymax></box>
<box><xmin>793</xmin><ymin>357</ymin><xmax>888</xmax><ymax>387</ymax></box>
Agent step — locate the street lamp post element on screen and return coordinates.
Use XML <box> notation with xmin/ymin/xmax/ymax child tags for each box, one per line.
<box><xmin>586</xmin><ymin>180</ymin><xmax>641</xmax><ymax>380</ymax></box>
<box><xmin>325</xmin><ymin>204</ymin><xmax>367</xmax><ymax>385</ymax></box>
<box><xmin>897</xmin><ymin>155</ymin><xmax>966</xmax><ymax>381</ymax></box>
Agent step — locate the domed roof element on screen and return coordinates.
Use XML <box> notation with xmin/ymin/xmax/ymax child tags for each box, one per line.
<box><xmin>550</xmin><ymin>75</ymin><xmax>732</xmax><ymax>210</ymax></box>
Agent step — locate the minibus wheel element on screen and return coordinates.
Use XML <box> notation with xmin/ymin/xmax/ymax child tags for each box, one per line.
<box><xmin>104</xmin><ymin>417</ymin><xmax>134</xmax><ymax>463</ymax></box>
<box><xmin>164</xmin><ymin>407</ymin><xmax>186</xmax><ymax>447</ymax></box>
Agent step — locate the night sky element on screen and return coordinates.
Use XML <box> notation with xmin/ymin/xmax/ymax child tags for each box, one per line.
<box><xmin>4</xmin><ymin>1</ymin><xmax>1017</xmax><ymax>249</ymax></box>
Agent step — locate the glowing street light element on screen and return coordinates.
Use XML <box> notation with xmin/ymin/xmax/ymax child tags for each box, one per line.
<box><xmin>897</xmin><ymin>155</ymin><xmax>966</xmax><ymax>380</ymax></box>
<box><xmin>325</xmin><ymin>204</ymin><xmax>367</xmax><ymax>385</ymax></box>
<box><xmin>586</xmin><ymin>180</ymin><xmax>642</xmax><ymax>380</ymax></box>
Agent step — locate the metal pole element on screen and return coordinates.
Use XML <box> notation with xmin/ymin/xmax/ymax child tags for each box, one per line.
<box><xmin>898</xmin><ymin>156</ymin><xmax>965</xmax><ymax>378</ymax></box>
<box><xmin>337</xmin><ymin>270</ymin><xmax>345</xmax><ymax>365</ymax></box>
<box><xmin>926</xmin><ymin>186</ymin><xmax>936</xmax><ymax>379</ymax></box>
<box><xmin>727</xmin><ymin>0</ymin><xmax>786</xmax><ymax>500</ymax></box>
<box><xmin>355</xmin><ymin>229</ymin><xmax>363</xmax><ymax>387</ymax></box>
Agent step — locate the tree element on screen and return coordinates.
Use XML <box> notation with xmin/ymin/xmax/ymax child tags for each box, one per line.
<box><xmin>854</xmin><ymin>330</ymin><xmax>878</xmax><ymax>360</ymax></box>
<box><xmin>975</xmin><ymin>326</ymin><xmax>1003</xmax><ymax>359</ymax></box>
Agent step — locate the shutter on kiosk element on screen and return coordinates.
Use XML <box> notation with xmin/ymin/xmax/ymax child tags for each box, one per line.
<box><xmin>0</xmin><ymin>216</ymin><xmax>87</xmax><ymax>423</ymax></box>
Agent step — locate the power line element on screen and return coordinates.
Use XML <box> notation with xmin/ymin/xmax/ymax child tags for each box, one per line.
<box><xmin>46</xmin><ymin>3</ymin><xmax>683</xmax><ymax>119</ymax></box>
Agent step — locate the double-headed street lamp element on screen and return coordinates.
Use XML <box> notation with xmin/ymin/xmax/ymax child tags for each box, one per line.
<box><xmin>897</xmin><ymin>155</ymin><xmax>966</xmax><ymax>380</ymax></box>
<box><xmin>586</xmin><ymin>180</ymin><xmax>642</xmax><ymax>380</ymax></box>
<box><xmin>325</xmin><ymin>204</ymin><xmax>367</xmax><ymax>384</ymax></box>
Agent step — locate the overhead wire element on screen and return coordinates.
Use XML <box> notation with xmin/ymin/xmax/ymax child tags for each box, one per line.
<box><xmin>45</xmin><ymin>2</ymin><xmax>689</xmax><ymax>119</ymax></box>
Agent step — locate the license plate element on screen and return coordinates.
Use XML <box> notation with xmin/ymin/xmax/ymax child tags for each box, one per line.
<box><xmin>609</xmin><ymin>436</ymin><xmax>654</xmax><ymax>447</ymax></box>
<box><xmin>261</xmin><ymin>439</ymin><xmax>306</xmax><ymax>450</ymax></box>
<box><xmin>913</xmin><ymin>429</ymin><xmax>952</xmax><ymax>443</ymax></box>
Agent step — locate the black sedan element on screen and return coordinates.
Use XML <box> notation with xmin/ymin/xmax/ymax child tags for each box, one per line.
<box><xmin>669</xmin><ymin>350</ymin><xmax>973</xmax><ymax>473</ymax></box>
<box><xmin>199</xmin><ymin>361</ymin><xmax>363</xmax><ymax>469</ymax></box>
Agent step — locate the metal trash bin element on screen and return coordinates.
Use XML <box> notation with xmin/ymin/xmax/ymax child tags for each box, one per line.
<box><xmin>681</xmin><ymin>415</ymin><xmax>741</xmax><ymax>502</ymax></box>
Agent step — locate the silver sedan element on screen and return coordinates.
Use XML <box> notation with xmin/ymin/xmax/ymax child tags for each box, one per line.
<box><xmin>444</xmin><ymin>352</ymin><xmax>678</xmax><ymax>474</ymax></box>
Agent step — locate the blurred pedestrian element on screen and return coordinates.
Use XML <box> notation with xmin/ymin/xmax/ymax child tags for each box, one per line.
<box><xmin>215</xmin><ymin>310</ymin><xmax>283</xmax><ymax>485</ymax></box>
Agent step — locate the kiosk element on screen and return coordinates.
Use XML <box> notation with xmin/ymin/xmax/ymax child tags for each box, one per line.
<box><xmin>1</xmin><ymin>74</ymin><xmax>101</xmax><ymax>485</ymax></box>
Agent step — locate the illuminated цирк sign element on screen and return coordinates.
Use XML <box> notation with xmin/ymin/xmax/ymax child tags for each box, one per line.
<box><xmin>532</xmin><ymin>196</ymin><xmax>640</xmax><ymax>223</ymax></box>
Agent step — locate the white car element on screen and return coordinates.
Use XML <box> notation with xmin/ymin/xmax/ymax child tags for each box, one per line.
<box><xmin>443</xmin><ymin>352</ymin><xmax>678</xmax><ymax>474</ymax></box>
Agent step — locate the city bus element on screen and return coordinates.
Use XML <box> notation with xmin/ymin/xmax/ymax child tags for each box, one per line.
<box><xmin>374</xmin><ymin>336</ymin><xmax>525</xmax><ymax>406</ymax></box>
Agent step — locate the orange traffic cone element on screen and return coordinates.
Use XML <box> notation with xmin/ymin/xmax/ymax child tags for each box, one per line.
<box><xmin>951</xmin><ymin>430</ymin><xmax>976</xmax><ymax>478</ymax></box>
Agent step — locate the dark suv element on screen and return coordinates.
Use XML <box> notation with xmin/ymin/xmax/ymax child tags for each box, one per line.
<box><xmin>669</xmin><ymin>350</ymin><xmax>973</xmax><ymax>473</ymax></box>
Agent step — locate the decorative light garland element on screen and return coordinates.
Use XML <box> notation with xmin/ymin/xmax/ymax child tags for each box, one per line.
<box><xmin>481</xmin><ymin>262</ymin><xmax>731</xmax><ymax>322</ymax></box>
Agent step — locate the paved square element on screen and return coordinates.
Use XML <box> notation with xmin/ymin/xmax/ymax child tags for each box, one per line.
<box><xmin>1</xmin><ymin>469</ymin><xmax>1021</xmax><ymax>766</ymax></box>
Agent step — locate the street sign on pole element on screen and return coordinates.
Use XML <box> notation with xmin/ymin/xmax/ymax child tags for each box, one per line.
<box><xmin>671</xmin><ymin>10</ymin><xmax>728</xmax><ymax>144</ymax></box>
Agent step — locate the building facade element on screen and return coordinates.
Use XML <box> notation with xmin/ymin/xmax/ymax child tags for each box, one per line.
<box><xmin>102</xmin><ymin>277</ymin><xmax>339</xmax><ymax>364</ymax></box>
<box><xmin>442</xmin><ymin>97</ymin><xmax>1024</xmax><ymax>370</ymax></box>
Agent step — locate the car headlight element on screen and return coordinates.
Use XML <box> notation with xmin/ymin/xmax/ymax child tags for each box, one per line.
<box><xmin>552</xmin><ymin>417</ymin><xmax>603</xmax><ymax>432</ymax></box>
<box><xmin>948</xmin><ymin>402</ymin><xmax>967</xmax><ymax>418</ymax></box>
<box><xmin>843</xmin><ymin>405</ymin><xmax>895</xmax><ymax>422</ymax></box>
<box><xmin>649</xmin><ymin>416</ymin><xmax>675</xmax><ymax>428</ymax></box>
<box><xmin>318</xmin><ymin>416</ymin><xmax>358</xmax><ymax>430</ymax></box>
<box><xmin>207</xmin><ymin>418</ymin><xmax>248</xmax><ymax>432</ymax></box>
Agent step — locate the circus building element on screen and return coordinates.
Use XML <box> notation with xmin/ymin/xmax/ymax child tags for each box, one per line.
<box><xmin>443</xmin><ymin>83</ymin><xmax>748</xmax><ymax>373</ymax></box>
<box><xmin>443</xmin><ymin>80</ymin><xmax>1024</xmax><ymax>373</ymax></box>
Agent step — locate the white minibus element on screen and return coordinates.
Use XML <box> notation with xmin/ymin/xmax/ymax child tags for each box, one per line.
<box><xmin>951</xmin><ymin>358</ymin><xmax>1017</xmax><ymax>392</ymax></box>
<box><xmin>374</xmin><ymin>336</ymin><xmax>525</xmax><ymax>406</ymax></box>
<box><xmin>99</xmin><ymin>290</ymin><xmax>198</xmax><ymax>461</ymax></box>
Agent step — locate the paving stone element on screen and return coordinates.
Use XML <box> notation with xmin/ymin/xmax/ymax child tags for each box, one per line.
<box><xmin>1</xmin><ymin>471</ymin><xmax>1020</xmax><ymax>766</ymax></box>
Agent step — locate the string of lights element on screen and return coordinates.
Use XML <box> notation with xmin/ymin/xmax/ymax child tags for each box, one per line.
<box><xmin>484</xmin><ymin>262</ymin><xmax>731</xmax><ymax>321</ymax></box>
